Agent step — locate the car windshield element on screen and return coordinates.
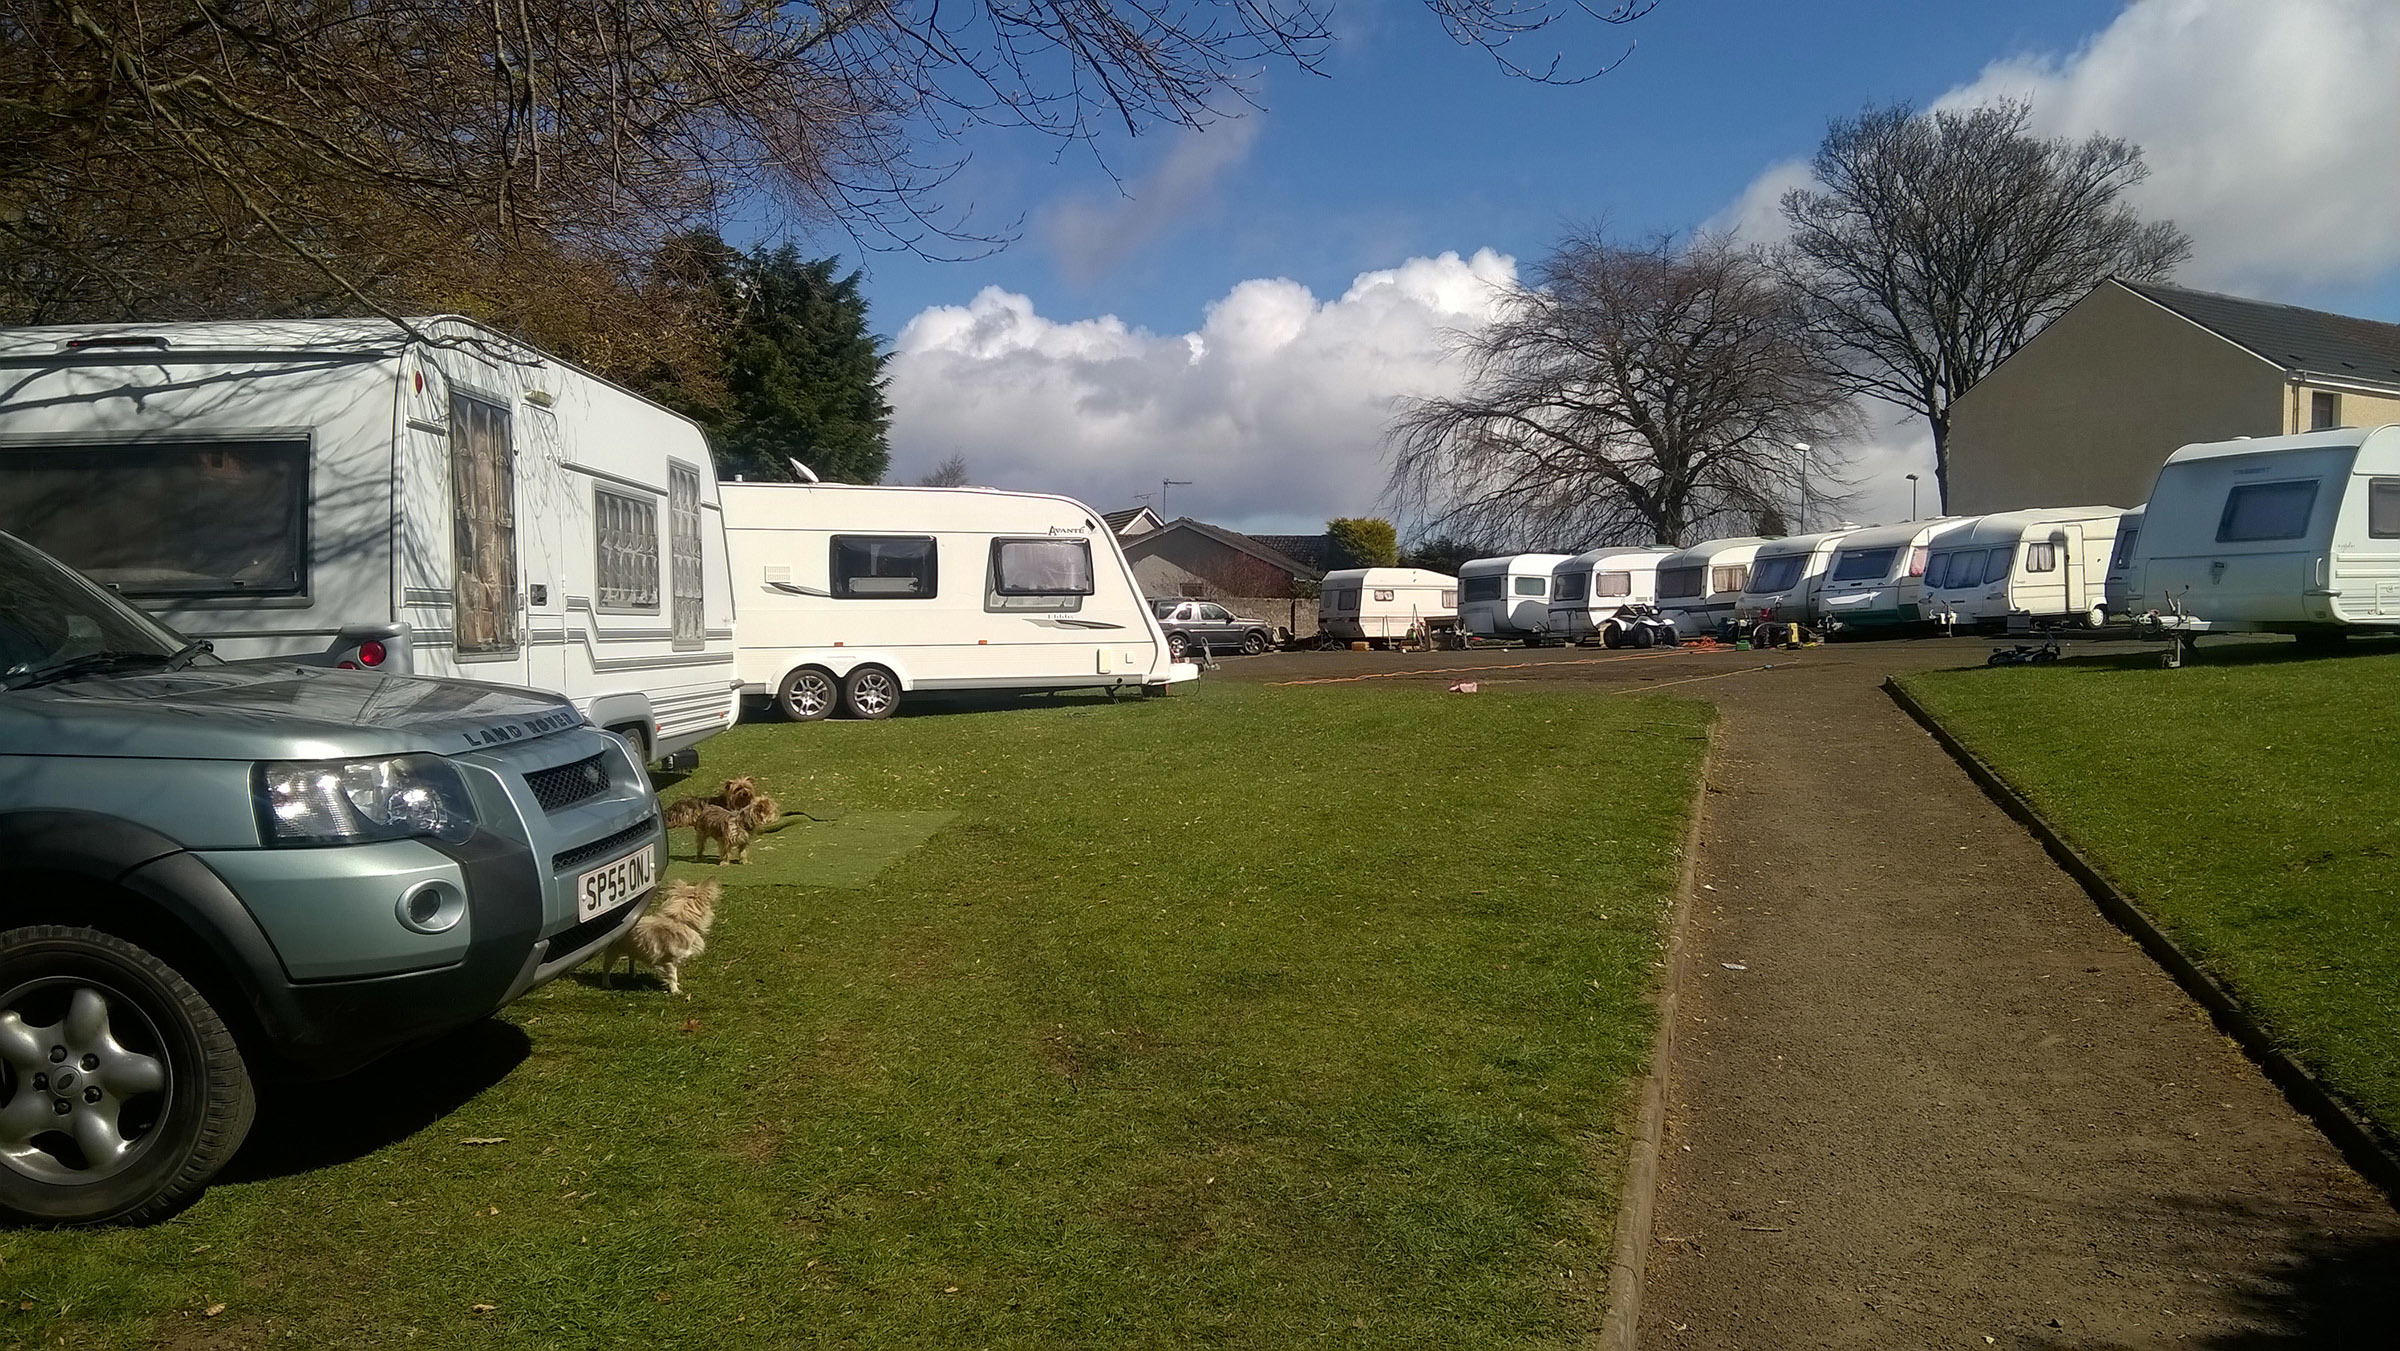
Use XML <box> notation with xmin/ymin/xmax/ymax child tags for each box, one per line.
<box><xmin>0</xmin><ymin>530</ymin><xmax>194</xmax><ymax>688</ymax></box>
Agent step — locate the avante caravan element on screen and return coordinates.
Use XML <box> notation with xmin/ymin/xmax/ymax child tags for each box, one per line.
<box><xmin>1921</xmin><ymin>506</ymin><xmax>2126</xmax><ymax>631</ymax></box>
<box><xmin>1654</xmin><ymin>538</ymin><xmax>1769</xmax><ymax>637</ymax></box>
<box><xmin>1546</xmin><ymin>549</ymin><xmax>1669</xmax><ymax>642</ymax></box>
<box><xmin>1320</xmin><ymin>568</ymin><xmax>1459</xmax><ymax>645</ymax></box>
<box><xmin>1734</xmin><ymin>529</ymin><xmax>1858</xmax><ymax>633</ymax></box>
<box><xmin>0</xmin><ymin>318</ymin><xmax>739</xmax><ymax>762</ymax></box>
<box><xmin>1817</xmin><ymin>518</ymin><xmax>1978</xmax><ymax>632</ymax></box>
<box><xmin>1457</xmin><ymin>554</ymin><xmax>1570</xmax><ymax>643</ymax></box>
<box><xmin>2118</xmin><ymin>425</ymin><xmax>2400</xmax><ymax>653</ymax></box>
<box><xmin>721</xmin><ymin>483</ymin><xmax>1190</xmax><ymax>718</ymax></box>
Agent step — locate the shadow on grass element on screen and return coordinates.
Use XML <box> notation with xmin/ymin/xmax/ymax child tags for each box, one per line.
<box><xmin>222</xmin><ymin>1019</ymin><xmax>530</xmax><ymax>1182</ymax></box>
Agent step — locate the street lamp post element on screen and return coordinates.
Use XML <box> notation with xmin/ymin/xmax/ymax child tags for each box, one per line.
<box><xmin>1905</xmin><ymin>473</ymin><xmax>1920</xmax><ymax>522</ymax></box>
<box><xmin>1791</xmin><ymin>442</ymin><xmax>1812</xmax><ymax>531</ymax></box>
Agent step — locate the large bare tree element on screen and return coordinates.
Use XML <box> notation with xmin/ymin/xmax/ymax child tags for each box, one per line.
<box><xmin>1775</xmin><ymin>101</ymin><xmax>2191</xmax><ymax>511</ymax></box>
<box><xmin>0</xmin><ymin>0</ymin><xmax>1660</xmax><ymax>353</ymax></box>
<box><xmin>1386</xmin><ymin>231</ymin><xmax>1855</xmax><ymax>550</ymax></box>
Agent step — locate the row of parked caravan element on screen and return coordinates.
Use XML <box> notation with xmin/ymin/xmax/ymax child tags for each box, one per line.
<box><xmin>1455</xmin><ymin>423</ymin><xmax>2400</xmax><ymax>653</ymax></box>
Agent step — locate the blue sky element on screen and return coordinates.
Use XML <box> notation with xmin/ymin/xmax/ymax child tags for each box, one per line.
<box><xmin>774</xmin><ymin>0</ymin><xmax>2400</xmax><ymax>532</ymax></box>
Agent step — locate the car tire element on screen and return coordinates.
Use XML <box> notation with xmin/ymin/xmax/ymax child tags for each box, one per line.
<box><xmin>841</xmin><ymin>666</ymin><xmax>900</xmax><ymax>720</ymax></box>
<box><xmin>0</xmin><ymin>926</ymin><xmax>255</xmax><ymax>1227</ymax></box>
<box><xmin>1166</xmin><ymin>632</ymin><xmax>1191</xmax><ymax>661</ymax></box>
<box><xmin>1239</xmin><ymin>630</ymin><xmax>1269</xmax><ymax>656</ymax></box>
<box><xmin>775</xmin><ymin>666</ymin><xmax>839</xmax><ymax>722</ymax></box>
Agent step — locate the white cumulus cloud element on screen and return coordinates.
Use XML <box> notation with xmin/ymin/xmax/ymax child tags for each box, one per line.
<box><xmin>886</xmin><ymin>250</ymin><xmax>1518</xmax><ymax>531</ymax></box>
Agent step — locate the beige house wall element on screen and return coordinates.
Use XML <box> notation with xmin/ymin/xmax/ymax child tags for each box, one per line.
<box><xmin>1947</xmin><ymin>283</ymin><xmax>2285</xmax><ymax>513</ymax></box>
<box><xmin>2288</xmin><ymin>383</ymin><xmax>2400</xmax><ymax>433</ymax></box>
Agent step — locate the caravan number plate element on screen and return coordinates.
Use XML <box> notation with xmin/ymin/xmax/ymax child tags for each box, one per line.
<box><xmin>576</xmin><ymin>845</ymin><xmax>656</xmax><ymax>922</ymax></box>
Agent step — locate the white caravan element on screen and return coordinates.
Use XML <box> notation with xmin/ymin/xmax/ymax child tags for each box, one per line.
<box><xmin>2102</xmin><ymin>505</ymin><xmax>2148</xmax><ymax>617</ymax></box>
<box><xmin>1545</xmin><ymin>549</ymin><xmax>1670</xmax><ymax>642</ymax></box>
<box><xmin>1817</xmin><ymin>518</ymin><xmax>1980</xmax><ymax>633</ymax></box>
<box><xmin>2118</xmin><ymin>425</ymin><xmax>2400</xmax><ymax>642</ymax></box>
<box><xmin>1733</xmin><ymin>530</ymin><xmax>1858</xmax><ymax>630</ymax></box>
<box><xmin>1457</xmin><ymin>554</ymin><xmax>1571</xmax><ymax>643</ymax></box>
<box><xmin>1320</xmin><ymin>567</ymin><xmax>1459</xmax><ymax>644</ymax></box>
<box><xmin>1654</xmin><ymin>538</ymin><xmax>1770</xmax><ymax>637</ymax></box>
<box><xmin>721</xmin><ymin>482</ymin><xmax>1190</xmax><ymax>718</ymax></box>
<box><xmin>1922</xmin><ymin>507</ymin><xmax>2127</xmax><ymax>631</ymax></box>
<box><xmin>0</xmin><ymin>317</ymin><xmax>739</xmax><ymax>761</ymax></box>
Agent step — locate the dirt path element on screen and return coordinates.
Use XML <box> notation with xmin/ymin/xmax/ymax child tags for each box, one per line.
<box><xmin>1638</xmin><ymin>650</ymin><xmax>2400</xmax><ymax>1348</ymax></box>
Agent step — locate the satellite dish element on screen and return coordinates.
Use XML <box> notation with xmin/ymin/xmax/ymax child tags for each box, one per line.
<box><xmin>787</xmin><ymin>457</ymin><xmax>821</xmax><ymax>483</ymax></box>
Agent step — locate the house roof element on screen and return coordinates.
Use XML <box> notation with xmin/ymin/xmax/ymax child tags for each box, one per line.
<box><xmin>2119</xmin><ymin>280</ymin><xmax>2400</xmax><ymax>389</ymax></box>
<box><xmin>1125</xmin><ymin>518</ymin><xmax>1324</xmax><ymax>580</ymax></box>
<box><xmin>1248</xmin><ymin>533</ymin><xmax>1338</xmax><ymax>571</ymax></box>
<box><xmin>1102</xmin><ymin>505</ymin><xmax>1163</xmax><ymax>534</ymax></box>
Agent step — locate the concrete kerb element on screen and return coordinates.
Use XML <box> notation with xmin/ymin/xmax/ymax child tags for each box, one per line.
<box><xmin>1883</xmin><ymin>676</ymin><xmax>2400</xmax><ymax>1210</ymax></box>
<box><xmin>1597</xmin><ymin>729</ymin><xmax>1717</xmax><ymax>1351</ymax></box>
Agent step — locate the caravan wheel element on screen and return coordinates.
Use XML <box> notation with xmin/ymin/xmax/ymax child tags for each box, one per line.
<box><xmin>775</xmin><ymin>666</ymin><xmax>838</xmax><ymax>722</ymax></box>
<box><xmin>842</xmin><ymin>666</ymin><xmax>900</xmax><ymax>720</ymax></box>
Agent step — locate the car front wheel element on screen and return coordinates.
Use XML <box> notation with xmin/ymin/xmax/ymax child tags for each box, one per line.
<box><xmin>0</xmin><ymin>926</ymin><xmax>255</xmax><ymax>1226</ymax></box>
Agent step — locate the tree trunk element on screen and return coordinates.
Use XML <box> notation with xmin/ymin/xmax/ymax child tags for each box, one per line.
<box><xmin>1929</xmin><ymin>412</ymin><xmax>1953</xmax><ymax>514</ymax></box>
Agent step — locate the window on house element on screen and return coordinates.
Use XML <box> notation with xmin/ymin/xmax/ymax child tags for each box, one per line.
<box><xmin>0</xmin><ymin>439</ymin><xmax>309</xmax><ymax>598</ymax></box>
<box><xmin>1711</xmin><ymin>564</ymin><xmax>1750</xmax><ymax>594</ymax></box>
<box><xmin>2216</xmin><ymin>480</ymin><xmax>2318</xmax><ymax>542</ymax></box>
<box><xmin>450</xmin><ymin>393</ymin><xmax>518</xmax><ymax>654</ymax></box>
<box><xmin>2369</xmin><ymin>480</ymin><xmax>2400</xmax><ymax>538</ymax></box>
<box><xmin>1656</xmin><ymin>565</ymin><xmax>1706</xmax><ymax>598</ymax></box>
<box><xmin>1553</xmin><ymin>572</ymin><xmax>1588</xmax><ymax>603</ymax></box>
<box><xmin>1595</xmin><ymin>571</ymin><xmax>1631</xmax><ymax>597</ymax></box>
<box><xmin>1512</xmin><ymin>575</ymin><xmax>1547</xmax><ymax>596</ymax></box>
<box><xmin>2311</xmin><ymin>390</ymin><xmax>2340</xmax><ymax>430</ymax></box>
<box><xmin>831</xmin><ymin>535</ymin><xmax>937</xmax><ymax>598</ymax></box>
<box><xmin>2023</xmin><ymin>542</ymin><xmax>2057</xmax><ymax>573</ymax></box>
<box><xmin>594</xmin><ymin>489</ymin><xmax>660</xmax><ymax>611</ymax></box>
<box><xmin>1461</xmin><ymin>575</ymin><xmax>1504</xmax><ymax>602</ymax></box>
<box><xmin>668</xmin><ymin>462</ymin><xmax>705</xmax><ymax>648</ymax></box>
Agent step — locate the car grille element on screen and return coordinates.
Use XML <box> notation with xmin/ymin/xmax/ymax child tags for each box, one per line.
<box><xmin>546</xmin><ymin>894</ymin><xmax>646</xmax><ymax>957</ymax></box>
<box><xmin>553</xmin><ymin>816</ymin><xmax>656</xmax><ymax>873</ymax></box>
<box><xmin>524</xmin><ymin>752</ymin><xmax>612</xmax><ymax>814</ymax></box>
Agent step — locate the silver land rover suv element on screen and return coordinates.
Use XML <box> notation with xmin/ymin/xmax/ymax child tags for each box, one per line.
<box><xmin>0</xmin><ymin>530</ymin><xmax>661</xmax><ymax>1224</ymax></box>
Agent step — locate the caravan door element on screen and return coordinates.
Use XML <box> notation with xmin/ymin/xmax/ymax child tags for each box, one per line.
<box><xmin>445</xmin><ymin>389</ymin><xmax>530</xmax><ymax>689</ymax></box>
<box><xmin>2059</xmin><ymin>525</ymin><xmax>2087</xmax><ymax>616</ymax></box>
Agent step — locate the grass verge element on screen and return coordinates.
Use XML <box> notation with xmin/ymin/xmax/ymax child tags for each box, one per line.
<box><xmin>4</xmin><ymin>679</ymin><xmax>1708</xmax><ymax>1349</ymax></box>
<box><xmin>1899</xmin><ymin>645</ymin><xmax>2400</xmax><ymax>1145</ymax></box>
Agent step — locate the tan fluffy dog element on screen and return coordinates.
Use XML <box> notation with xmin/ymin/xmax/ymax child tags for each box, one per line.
<box><xmin>605</xmin><ymin>879</ymin><xmax>719</xmax><ymax>996</ymax></box>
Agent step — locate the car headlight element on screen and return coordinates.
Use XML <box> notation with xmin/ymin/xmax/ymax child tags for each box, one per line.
<box><xmin>256</xmin><ymin>754</ymin><xmax>477</xmax><ymax>846</ymax></box>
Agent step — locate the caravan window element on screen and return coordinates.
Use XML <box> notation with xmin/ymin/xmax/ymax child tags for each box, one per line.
<box><xmin>594</xmin><ymin>489</ymin><xmax>660</xmax><ymax>610</ymax></box>
<box><xmin>2369</xmin><ymin>480</ymin><xmax>2400</xmax><ymax>538</ymax></box>
<box><xmin>2110</xmin><ymin>527</ymin><xmax>2140</xmax><ymax>569</ymax></box>
<box><xmin>1748</xmin><ymin>554</ymin><xmax>1803</xmax><ymax>593</ymax></box>
<box><xmin>1711</xmin><ymin>564</ymin><xmax>1750</xmax><ymax>594</ymax></box>
<box><xmin>988</xmin><ymin>538</ymin><xmax>1095</xmax><ymax>611</ymax></box>
<box><xmin>668</xmin><ymin>462</ymin><xmax>705</xmax><ymax>649</ymax></box>
<box><xmin>1440</xmin><ymin>589</ymin><xmax>1457</xmax><ymax>607</ymax></box>
<box><xmin>1512</xmin><ymin>575</ymin><xmax>1547</xmax><ymax>597</ymax></box>
<box><xmin>2023</xmin><ymin>542</ymin><xmax>2057</xmax><ymax>573</ymax></box>
<box><xmin>1656</xmin><ymin>565</ymin><xmax>1706</xmax><ymax>599</ymax></box>
<box><xmin>2216</xmin><ymin>480</ymin><xmax>2317</xmax><ymax>542</ymax></box>
<box><xmin>831</xmin><ymin>535</ymin><xmax>937</xmax><ymax>598</ymax></box>
<box><xmin>451</xmin><ymin>393</ymin><xmax>519</xmax><ymax>655</ymax></box>
<box><xmin>1461</xmin><ymin>574</ymin><xmax>1504</xmax><ymax>602</ymax></box>
<box><xmin>0</xmin><ymin>440</ymin><xmax>308</xmax><ymax>598</ymax></box>
<box><xmin>1553</xmin><ymin>572</ymin><xmax>1587</xmax><ymax>604</ymax></box>
<box><xmin>1328</xmin><ymin>588</ymin><xmax>1359</xmax><ymax>612</ymax></box>
<box><xmin>1831</xmin><ymin>546</ymin><xmax>1898</xmax><ymax>582</ymax></box>
<box><xmin>1595</xmin><ymin>571</ymin><xmax>1631</xmax><ymax>597</ymax></box>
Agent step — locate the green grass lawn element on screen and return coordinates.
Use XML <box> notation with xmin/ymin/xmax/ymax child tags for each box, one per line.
<box><xmin>3</xmin><ymin>680</ymin><xmax>1708</xmax><ymax>1349</ymax></box>
<box><xmin>1900</xmin><ymin>644</ymin><xmax>2400</xmax><ymax>1143</ymax></box>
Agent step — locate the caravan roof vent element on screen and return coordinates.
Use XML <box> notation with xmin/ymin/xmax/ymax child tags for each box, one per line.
<box><xmin>63</xmin><ymin>334</ymin><xmax>171</xmax><ymax>351</ymax></box>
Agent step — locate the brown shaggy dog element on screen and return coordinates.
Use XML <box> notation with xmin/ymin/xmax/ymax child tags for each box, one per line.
<box><xmin>713</xmin><ymin>776</ymin><xmax>760</xmax><ymax>812</ymax></box>
<box><xmin>605</xmin><ymin>879</ymin><xmax>719</xmax><ymax>996</ymax></box>
<box><xmin>663</xmin><ymin>797</ymin><xmax>753</xmax><ymax>864</ymax></box>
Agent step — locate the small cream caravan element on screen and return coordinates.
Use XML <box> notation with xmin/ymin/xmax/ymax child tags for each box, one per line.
<box><xmin>1733</xmin><ymin>530</ymin><xmax>1858</xmax><ymax>630</ymax></box>
<box><xmin>1921</xmin><ymin>507</ymin><xmax>2126</xmax><ymax>631</ymax></box>
<box><xmin>721</xmin><ymin>483</ymin><xmax>1190</xmax><ymax>719</ymax></box>
<box><xmin>1320</xmin><ymin>567</ymin><xmax>1458</xmax><ymax>644</ymax></box>
<box><xmin>1546</xmin><ymin>549</ymin><xmax>1670</xmax><ymax>642</ymax></box>
<box><xmin>1457</xmin><ymin>554</ymin><xmax>1570</xmax><ymax>643</ymax></box>
<box><xmin>1653</xmin><ymin>538</ymin><xmax>1769</xmax><ymax>637</ymax></box>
